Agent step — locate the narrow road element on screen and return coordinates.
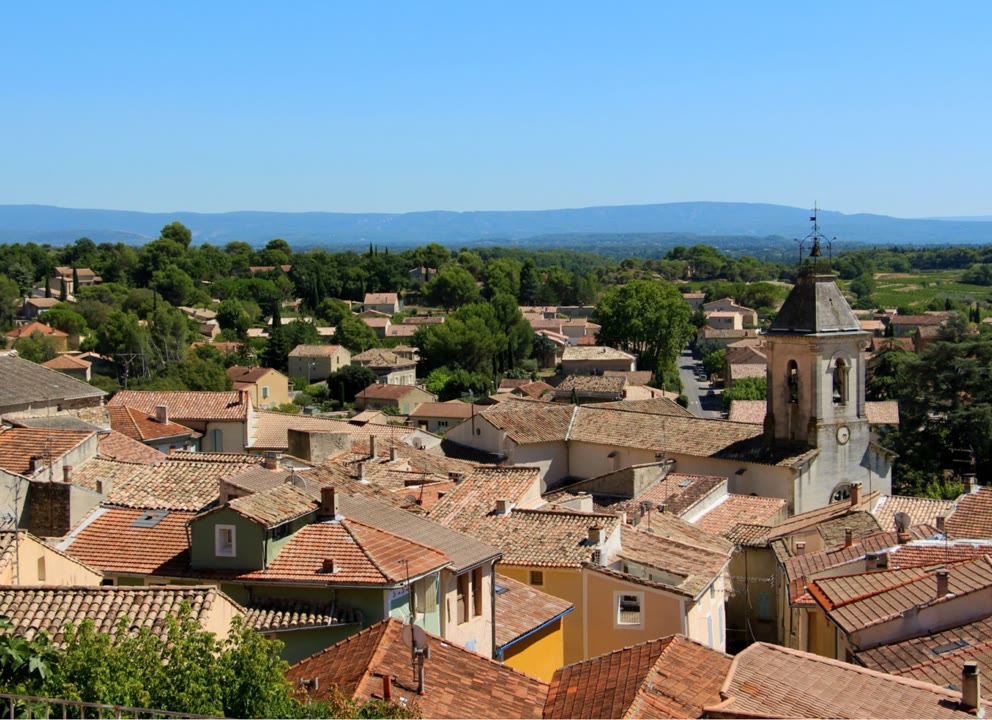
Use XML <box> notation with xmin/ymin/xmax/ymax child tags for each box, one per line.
<box><xmin>678</xmin><ymin>348</ymin><xmax>723</xmax><ymax>419</ymax></box>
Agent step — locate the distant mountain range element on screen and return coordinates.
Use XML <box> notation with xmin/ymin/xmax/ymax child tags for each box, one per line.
<box><xmin>1</xmin><ymin>202</ymin><xmax>991</xmax><ymax>249</ymax></box>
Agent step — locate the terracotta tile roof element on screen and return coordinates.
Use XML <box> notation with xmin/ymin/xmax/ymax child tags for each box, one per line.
<box><xmin>108</xmin><ymin>390</ymin><xmax>249</xmax><ymax>421</ymax></box>
<box><xmin>5</xmin><ymin>321</ymin><xmax>68</xmax><ymax>339</ymax></box>
<box><xmin>866</xmin><ymin>400</ymin><xmax>900</xmax><ymax>425</ymax></box>
<box><xmin>363</xmin><ymin>292</ymin><xmax>398</xmax><ymax>305</ymax></box>
<box><xmin>808</xmin><ymin>556</ymin><xmax>992</xmax><ymax>635</ymax></box>
<box><xmin>569</xmin><ymin>405</ymin><xmax>816</xmax><ymax>467</ymax></box>
<box><xmin>499</xmin><ymin>379</ymin><xmax>531</xmax><ymax>391</ymax></box>
<box><xmin>817</xmin><ymin>511</ymin><xmax>883</xmax><ymax>546</ymax></box>
<box><xmin>727</xmin><ymin>400</ymin><xmax>765</xmax><ymax>424</ymax></box>
<box><xmin>408</xmin><ymin>402</ymin><xmax>480</xmax><ymax>419</ymax></box>
<box><xmin>603</xmin><ymin>370</ymin><xmax>654</xmax><ymax>385</ymax></box>
<box><xmin>0</xmin><ymin>427</ymin><xmax>94</xmax><ymax>476</ymax></box>
<box><xmin>723</xmin><ymin>523</ymin><xmax>774</xmax><ymax>546</ymax></box>
<box><xmin>225</xmin><ymin>365</ymin><xmax>277</xmax><ymax>384</ymax></box>
<box><xmin>351</xmin><ymin>349</ymin><xmax>415</xmax><ymax>369</ymax></box>
<box><xmin>401</xmin><ymin>316</ymin><xmax>444</xmax><ymax>325</ymax></box>
<box><xmin>765</xmin><ymin>492</ymin><xmax>881</xmax><ymax>541</ymax></box>
<box><xmin>728</xmin><ymin>364</ymin><xmax>767</xmax><ymax>381</ymax></box>
<box><xmin>494</xmin><ymin>573</ymin><xmax>573</xmax><ymax>650</ymax></box>
<box><xmin>560</xmin><ymin>472</ymin><xmax>725</xmax><ymax>519</ymax></box>
<box><xmin>167</xmin><ymin>451</ymin><xmax>261</xmax><ymax>464</ymax></box>
<box><xmin>385</xmin><ymin>324</ymin><xmax>417</xmax><ymax>337</ymax></box>
<box><xmin>724</xmin><ymin>345</ymin><xmax>766</xmax><ymax>365</ymax></box>
<box><xmin>890</xmin><ymin>314</ymin><xmax>947</xmax><ymax>325</ymax></box>
<box><xmin>193</xmin><ymin>519</ymin><xmax>450</xmax><ymax>586</ymax></box>
<box><xmin>107</xmin><ymin>405</ymin><xmax>197</xmax><ymax>443</ymax></box>
<box><xmin>856</xmin><ymin>616</ymin><xmax>992</xmax><ymax>676</ymax></box>
<box><xmin>355</xmin><ymin>383</ymin><xmax>425</xmax><ymax>401</ymax></box>
<box><xmin>224</xmin><ymin>484</ymin><xmax>317</xmax><ymax>527</ymax></box>
<box><xmin>544</xmin><ymin>634</ymin><xmax>732</xmax><ymax>719</ymax></box>
<box><xmin>430</xmin><ymin>466</ymin><xmax>544</xmax><ymax>528</ymax></box>
<box><xmin>693</xmin><ymin>494</ymin><xmax>787</xmax><ymax>537</ymax></box>
<box><xmin>97</xmin><ymin>430</ymin><xmax>167</xmax><ymax>464</ymax></box>
<box><xmin>873</xmin><ymin>494</ymin><xmax>956</xmax><ymax>534</ymax></box>
<box><xmin>0</xmin><ymin>355</ymin><xmax>106</xmax><ymax>408</ymax></box>
<box><xmin>243</xmin><ymin>597</ymin><xmax>363</xmax><ymax>633</ymax></box>
<box><xmin>361</xmin><ymin>317</ymin><xmax>391</xmax><ymax>329</ymax></box>
<box><xmin>252</xmin><ymin>410</ymin><xmax>432</xmax><ymax>451</ymax></box>
<box><xmin>705</xmin><ymin>642</ymin><xmax>978</xmax><ymax>718</ymax></box>
<box><xmin>0</xmin><ymin>585</ymin><xmax>235</xmax><ymax>645</ymax></box>
<box><xmin>562</xmin><ymin>346</ymin><xmax>634</xmax><ymax>362</ymax></box>
<box><xmin>513</xmin><ymin>380</ymin><xmax>554</xmax><ymax>399</ymax></box>
<box><xmin>284</xmin><ymin>344</ymin><xmax>343</xmax><ymax>358</ymax></box>
<box><xmin>618</xmin><ymin>523</ymin><xmax>732</xmax><ymax>598</ymax></box>
<box><xmin>473</xmin><ymin>400</ymin><xmax>577</xmax><ymax>444</ymax></box>
<box><xmin>554</xmin><ymin>375</ymin><xmax>626</xmax><ymax>396</ymax></box>
<box><xmin>72</xmin><ymin>456</ymin><xmax>248</xmax><ymax>511</ymax></box>
<box><xmin>59</xmin><ymin>507</ymin><xmax>196</xmax><ymax>576</ymax></box>
<box><xmin>41</xmin><ymin>354</ymin><xmax>90</xmax><ymax>370</ymax></box>
<box><xmin>887</xmin><ymin>541</ymin><xmax>992</xmax><ymax>568</ymax></box>
<box><xmin>889</xmin><ymin>645</ymin><xmax>992</xmax><ymax>699</ymax></box>
<box><xmin>946</xmin><ymin>488</ymin><xmax>992</xmax><ymax>540</ymax></box>
<box><xmin>286</xmin><ymin>618</ymin><xmax>549</xmax><ymax>718</ymax></box>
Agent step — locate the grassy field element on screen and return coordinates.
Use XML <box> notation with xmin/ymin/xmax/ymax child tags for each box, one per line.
<box><xmin>855</xmin><ymin>270</ymin><xmax>989</xmax><ymax>310</ymax></box>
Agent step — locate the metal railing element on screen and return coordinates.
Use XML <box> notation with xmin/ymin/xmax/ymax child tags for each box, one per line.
<box><xmin>0</xmin><ymin>693</ymin><xmax>218</xmax><ymax>719</ymax></box>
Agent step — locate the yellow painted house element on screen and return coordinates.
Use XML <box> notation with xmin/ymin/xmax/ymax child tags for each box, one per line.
<box><xmin>493</xmin><ymin>573</ymin><xmax>573</xmax><ymax>681</ymax></box>
<box><xmin>0</xmin><ymin>530</ymin><xmax>103</xmax><ymax>586</ymax></box>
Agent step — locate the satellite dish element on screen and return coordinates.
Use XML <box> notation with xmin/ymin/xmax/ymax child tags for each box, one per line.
<box><xmin>894</xmin><ymin>511</ymin><xmax>912</xmax><ymax>533</ymax></box>
<box><xmin>402</xmin><ymin>623</ymin><xmax>428</xmax><ymax>650</ymax></box>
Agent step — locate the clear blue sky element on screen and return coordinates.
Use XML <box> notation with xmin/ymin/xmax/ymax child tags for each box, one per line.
<box><xmin>1</xmin><ymin>2</ymin><xmax>988</xmax><ymax>217</ymax></box>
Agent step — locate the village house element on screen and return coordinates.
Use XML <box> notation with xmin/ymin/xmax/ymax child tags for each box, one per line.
<box><xmin>40</xmin><ymin>354</ymin><xmax>91</xmax><ymax>381</ymax></box>
<box><xmin>20</xmin><ymin>297</ymin><xmax>61</xmax><ymax>321</ymax></box>
<box><xmin>682</xmin><ymin>291</ymin><xmax>707</xmax><ymax>310</ymax></box>
<box><xmin>226</xmin><ymin>366</ymin><xmax>289</xmax><ymax>409</ymax></box>
<box><xmin>354</xmin><ymin>384</ymin><xmax>435</xmax><ymax>415</ymax></box>
<box><xmin>286</xmin><ymin>344</ymin><xmax>351</xmax><ymax>384</ymax></box>
<box><xmin>703</xmin><ymin>297</ymin><xmax>758</xmax><ymax>326</ymax></box>
<box><xmin>249</xmin><ymin>413</ymin><xmax>441</xmax><ymax>456</ymax></box>
<box><xmin>351</xmin><ymin>349</ymin><xmax>417</xmax><ymax>385</ymax></box>
<box><xmin>108</xmin><ymin>390</ymin><xmax>255</xmax><ymax>452</ymax></box>
<box><xmin>362</xmin><ymin>292</ymin><xmax>401</xmax><ymax>315</ymax></box>
<box><xmin>361</xmin><ymin>315</ymin><xmax>392</xmax><ymax>339</ymax></box>
<box><xmin>0</xmin><ymin>530</ymin><xmax>103</xmax><ymax>586</ymax></box>
<box><xmin>493</xmin><ymin>573</ymin><xmax>573</xmax><ymax>681</ymax></box>
<box><xmin>695</xmin><ymin>326</ymin><xmax>760</xmax><ymax>348</ymax></box>
<box><xmin>561</xmin><ymin>346</ymin><xmax>636</xmax><ymax>375</ymax></box>
<box><xmin>705</xmin><ymin>311</ymin><xmax>744</xmax><ymax>331</ymax></box>
<box><xmin>5</xmin><ymin>321</ymin><xmax>69</xmax><ymax>353</ymax></box>
<box><xmin>407</xmin><ymin>401</ymin><xmax>481</xmax><ymax>434</ymax></box>
<box><xmin>107</xmin><ymin>404</ymin><xmax>200</xmax><ymax>453</ymax></box>
<box><xmin>52</xmin><ymin>266</ymin><xmax>101</xmax><ymax>295</ymax></box>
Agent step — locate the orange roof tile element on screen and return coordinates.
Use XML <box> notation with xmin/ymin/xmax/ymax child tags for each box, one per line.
<box><xmin>5</xmin><ymin>321</ymin><xmax>68</xmax><ymax>339</ymax></box>
<box><xmin>865</xmin><ymin>400</ymin><xmax>900</xmax><ymax>425</ymax></box>
<box><xmin>545</xmin><ymin>634</ymin><xmax>731</xmax><ymax>719</ymax></box>
<box><xmin>618</xmin><ymin>522</ymin><xmax>732</xmax><ymax>598</ymax></box>
<box><xmin>356</xmin><ymin>383</ymin><xmax>428</xmax><ymax>400</ymax></box>
<box><xmin>97</xmin><ymin>430</ymin><xmax>167</xmax><ymax>464</ymax></box>
<box><xmin>287</xmin><ymin>344</ymin><xmax>346</xmax><ymax>357</ymax></box>
<box><xmin>0</xmin><ymin>427</ymin><xmax>94</xmax><ymax>476</ymax></box>
<box><xmin>692</xmin><ymin>494</ymin><xmax>787</xmax><ymax>537</ymax></box>
<box><xmin>856</xmin><ymin>616</ymin><xmax>992</xmax><ymax>676</ymax></box>
<box><xmin>494</xmin><ymin>573</ymin><xmax>573</xmax><ymax>650</ymax></box>
<box><xmin>286</xmin><ymin>618</ymin><xmax>549</xmax><ymax>718</ymax></box>
<box><xmin>872</xmin><ymin>494</ymin><xmax>956</xmax><ymax>534</ymax></box>
<box><xmin>243</xmin><ymin>597</ymin><xmax>363</xmax><ymax>633</ymax></box>
<box><xmin>946</xmin><ymin>488</ymin><xmax>992</xmax><ymax>540</ymax></box>
<box><xmin>40</xmin><ymin>354</ymin><xmax>91</xmax><ymax>370</ymax></box>
<box><xmin>107</xmin><ymin>405</ymin><xmax>197</xmax><ymax>442</ymax></box>
<box><xmin>108</xmin><ymin>390</ymin><xmax>249</xmax><ymax>421</ymax></box>
<box><xmin>224</xmin><ymin>484</ymin><xmax>317</xmax><ymax>528</ymax></box>
<box><xmin>225</xmin><ymin>365</ymin><xmax>278</xmax><ymax>384</ymax></box>
<box><xmin>706</xmin><ymin>642</ymin><xmax>978</xmax><ymax>718</ymax></box>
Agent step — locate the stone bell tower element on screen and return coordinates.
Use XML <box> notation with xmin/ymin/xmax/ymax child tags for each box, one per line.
<box><xmin>762</xmin><ymin>214</ymin><xmax>889</xmax><ymax>510</ymax></box>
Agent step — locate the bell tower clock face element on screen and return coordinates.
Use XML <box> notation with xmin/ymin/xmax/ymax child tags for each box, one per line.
<box><xmin>836</xmin><ymin>425</ymin><xmax>850</xmax><ymax>445</ymax></box>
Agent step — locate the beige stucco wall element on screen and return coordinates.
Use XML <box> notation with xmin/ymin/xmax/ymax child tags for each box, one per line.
<box><xmin>446</xmin><ymin>416</ymin><xmax>506</xmax><ymax>454</ymax></box>
<box><xmin>583</xmin><ymin>569</ymin><xmax>686</xmax><ymax>660</ymax></box>
<box><xmin>0</xmin><ymin>533</ymin><xmax>103</xmax><ymax>586</ymax></box>
<box><xmin>561</xmin><ymin>357</ymin><xmax>635</xmax><ymax>375</ymax></box>
<box><xmin>202</xmin><ymin>592</ymin><xmax>242</xmax><ymax>642</ymax></box>
<box><xmin>509</xmin><ymin>441</ymin><xmax>570</xmax><ymax>492</ymax></box>
<box><xmin>685</xmin><ymin>572</ymin><xmax>728</xmax><ymax>652</ymax></box>
<box><xmin>204</xmin><ymin>421</ymin><xmax>248</xmax><ymax>452</ymax></box>
<box><xmin>438</xmin><ymin>565</ymin><xmax>494</xmax><ymax>657</ymax></box>
<box><xmin>852</xmin><ymin>588</ymin><xmax>992</xmax><ymax>652</ymax></box>
<box><xmin>248</xmin><ymin>369</ymin><xmax>289</xmax><ymax>409</ymax></box>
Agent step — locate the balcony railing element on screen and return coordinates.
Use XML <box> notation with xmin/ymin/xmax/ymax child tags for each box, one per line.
<box><xmin>0</xmin><ymin>693</ymin><xmax>218</xmax><ymax>720</ymax></box>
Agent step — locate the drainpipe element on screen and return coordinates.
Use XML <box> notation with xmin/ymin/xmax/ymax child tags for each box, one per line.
<box><xmin>490</xmin><ymin>559</ymin><xmax>497</xmax><ymax>659</ymax></box>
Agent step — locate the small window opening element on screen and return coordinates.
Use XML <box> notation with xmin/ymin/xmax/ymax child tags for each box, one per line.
<box><xmin>787</xmin><ymin>360</ymin><xmax>799</xmax><ymax>404</ymax></box>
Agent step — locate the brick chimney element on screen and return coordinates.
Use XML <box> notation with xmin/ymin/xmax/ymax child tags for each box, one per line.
<box><xmin>588</xmin><ymin>525</ymin><xmax>604</xmax><ymax>545</ymax></box>
<box><xmin>155</xmin><ymin>404</ymin><xmax>169</xmax><ymax>425</ymax></box>
<box><xmin>936</xmin><ymin>515</ymin><xmax>946</xmax><ymax>533</ymax></box>
<box><xmin>62</xmin><ymin>465</ymin><xmax>73</xmax><ymax>483</ymax></box>
<box><xmin>29</xmin><ymin>456</ymin><xmax>42</xmax><ymax>474</ymax></box>
<box><xmin>369</xmin><ymin>435</ymin><xmax>377</xmax><ymax>459</ymax></box>
<box><xmin>262</xmin><ymin>452</ymin><xmax>280</xmax><ymax>470</ymax></box>
<box><xmin>319</xmin><ymin>486</ymin><xmax>340</xmax><ymax>519</ymax></box>
<box><xmin>963</xmin><ymin>473</ymin><xmax>977</xmax><ymax>494</ymax></box>
<box><xmin>239</xmin><ymin>389</ymin><xmax>250</xmax><ymax>406</ymax></box>
<box><xmin>961</xmin><ymin>661</ymin><xmax>981</xmax><ymax>714</ymax></box>
<box><xmin>844</xmin><ymin>527</ymin><xmax>854</xmax><ymax>548</ymax></box>
<box><xmin>936</xmin><ymin>569</ymin><xmax>950</xmax><ymax>599</ymax></box>
<box><xmin>390</xmin><ymin>445</ymin><xmax>398</xmax><ymax>462</ymax></box>
<box><xmin>849</xmin><ymin>481</ymin><xmax>862</xmax><ymax>507</ymax></box>
<box><xmin>379</xmin><ymin>674</ymin><xmax>392</xmax><ymax>702</ymax></box>
<box><xmin>897</xmin><ymin>529</ymin><xmax>912</xmax><ymax>544</ymax></box>
<box><xmin>795</xmin><ymin>541</ymin><xmax>806</xmax><ymax>555</ymax></box>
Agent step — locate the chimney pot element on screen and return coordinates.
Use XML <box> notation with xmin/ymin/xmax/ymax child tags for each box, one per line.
<box><xmin>795</xmin><ymin>541</ymin><xmax>806</xmax><ymax>555</ymax></box>
<box><xmin>358</xmin><ymin>462</ymin><xmax>366</xmax><ymax>482</ymax></box>
<box><xmin>62</xmin><ymin>465</ymin><xmax>73</xmax><ymax>483</ymax></box>
<box><xmin>390</xmin><ymin>445</ymin><xmax>398</xmax><ymax>462</ymax></box>
<box><xmin>963</xmin><ymin>473</ymin><xmax>977</xmax><ymax>494</ymax></box>
<box><xmin>844</xmin><ymin>527</ymin><xmax>854</xmax><ymax>548</ymax></box>
<box><xmin>961</xmin><ymin>661</ymin><xmax>981</xmax><ymax>713</ymax></box>
<box><xmin>369</xmin><ymin>435</ymin><xmax>377</xmax><ymax>459</ymax></box>
<box><xmin>319</xmin><ymin>486</ymin><xmax>340</xmax><ymax>519</ymax></box>
<box><xmin>850</xmin><ymin>481</ymin><xmax>862</xmax><ymax>507</ymax></box>
<box><xmin>155</xmin><ymin>404</ymin><xmax>169</xmax><ymax>425</ymax></box>
<box><xmin>877</xmin><ymin>552</ymin><xmax>889</xmax><ymax>569</ymax></box>
<box><xmin>262</xmin><ymin>452</ymin><xmax>280</xmax><ymax>470</ymax></box>
<box><xmin>588</xmin><ymin>524</ymin><xmax>604</xmax><ymax>545</ymax></box>
<box><xmin>380</xmin><ymin>673</ymin><xmax>392</xmax><ymax>701</ymax></box>
<box><xmin>936</xmin><ymin>569</ymin><xmax>950</xmax><ymax>599</ymax></box>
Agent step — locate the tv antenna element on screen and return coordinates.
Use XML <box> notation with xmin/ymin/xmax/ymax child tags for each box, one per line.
<box><xmin>401</xmin><ymin>621</ymin><xmax>430</xmax><ymax>695</ymax></box>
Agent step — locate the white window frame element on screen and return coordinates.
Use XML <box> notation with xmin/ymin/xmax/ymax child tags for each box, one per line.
<box><xmin>615</xmin><ymin>591</ymin><xmax>644</xmax><ymax>628</ymax></box>
<box><xmin>215</xmin><ymin>525</ymin><xmax>236</xmax><ymax>557</ymax></box>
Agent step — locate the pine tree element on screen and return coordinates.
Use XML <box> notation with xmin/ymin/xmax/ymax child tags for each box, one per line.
<box><xmin>44</xmin><ymin>276</ymin><xmax>51</xmax><ymax>299</ymax></box>
<box><xmin>72</xmin><ymin>266</ymin><xmax>80</xmax><ymax>295</ymax></box>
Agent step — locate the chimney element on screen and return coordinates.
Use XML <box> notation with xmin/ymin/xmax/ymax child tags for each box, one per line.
<box><xmin>321</xmin><ymin>558</ymin><xmax>337</xmax><ymax>574</ymax></box>
<box><xmin>155</xmin><ymin>404</ymin><xmax>169</xmax><ymax>425</ymax></box>
<box><xmin>963</xmin><ymin>473</ymin><xmax>977</xmax><ymax>494</ymax></box>
<box><xmin>588</xmin><ymin>525</ymin><xmax>604</xmax><ymax>545</ymax></box>
<box><xmin>319</xmin><ymin>486</ymin><xmax>340</xmax><ymax>519</ymax></box>
<box><xmin>495</xmin><ymin>498</ymin><xmax>512</xmax><ymax>515</ymax></box>
<box><xmin>380</xmin><ymin>674</ymin><xmax>392</xmax><ymax>702</ymax></box>
<box><xmin>390</xmin><ymin>445</ymin><xmax>398</xmax><ymax>462</ymax></box>
<box><xmin>239</xmin><ymin>389</ymin><xmax>250</xmax><ymax>406</ymax></box>
<box><xmin>865</xmin><ymin>552</ymin><xmax>879</xmax><ymax>571</ymax></box>
<box><xmin>961</xmin><ymin>661</ymin><xmax>981</xmax><ymax>713</ymax></box>
<box><xmin>936</xmin><ymin>515</ymin><xmax>946</xmax><ymax>533</ymax></box>
<box><xmin>62</xmin><ymin>465</ymin><xmax>73</xmax><ymax>483</ymax></box>
<box><xmin>849</xmin><ymin>481</ymin><xmax>862</xmax><ymax>507</ymax></box>
<box><xmin>898</xmin><ymin>529</ymin><xmax>912</xmax><ymax>544</ymax></box>
<box><xmin>369</xmin><ymin>435</ymin><xmax>377</xmax><ymax>459</ymax></box>
<box><xmin>795</xmin><ymin>541</ymin><xmax>806</xmax><ymax>555</ymax></box>
<box><xmin>844</xmin><ymin>527</ymin><xmax>854</xmax><ymax>548</ymax></box>
<box><xmin>29</xmin><ymin>456</ymin><xmax>42</xmax><ymax>474</ymax></box>
<box><xmin>262</xmin><ymin>452</ymin><xmax>280</xmax><ymax>470</ymax></box>
<box><xmin>448</xmin><ymin>471</ymin><xmax>466</xmax><ymax>483</ymax></box>
<box><xmin>877</xmin><ymin>552</ymin><xmax>889</xmax><ymax>569</ymax></box>
<box><xmin>358</xmin><ymin>462</ymin><xmax>366</xmax><ymax>482</ymax></box>
<box><xmin>936</xmin><ymin>569</ymin><xmax>950</xmax><ymax>599</ymax></box>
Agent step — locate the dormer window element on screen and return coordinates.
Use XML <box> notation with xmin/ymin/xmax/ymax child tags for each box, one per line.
<box><xmin>833</xmin><ymin>358</ymin><xmax>849</xmax><ymax>405</ymax></box>
<box><xmin>787</xmin><ymin>360</ymin><xmax>799</xmax><ymax>404</ymax></box>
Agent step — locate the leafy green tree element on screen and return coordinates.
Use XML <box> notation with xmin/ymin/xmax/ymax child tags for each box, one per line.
<box><xmin>0</xmin><ymin>275</ymin><xmax>22</xmax><ymax>329</ymax></box>
<box><xmin>327</xmin><ymin>364</ymin><xmax>378</xmax><ymax>403</ymax></box>
<box><xmin>216</xmin><ymin>298</ymin><xmax>252</xmax><ymax>337</ymax></box>
<box><xmin>151</xmin><ymin>266</ymin><xmax>197</xmax><ymax>307</ymax></box>
<box><xmin>595</xmin><ymin>280</ymin><xmax>694</xmax><ymax>377</ymax></box>
<box><xmin>723</xmin><ymin>376</ymin><xmax>767</xmax><ymax>411</ymax></box>
<box><xmin>0</xmin><ymin>617</ymin><xmax>59</xmax><ymax>695</ymax></box>
<box><xmin>415</xmin><ymin>304</ymin><xmax>502</xmax><ymax>377</ymax></box>
<box><xmin>315</xmin><ymin>298</ymin><xmax>351</xmax><ymax>326</ymax></box>
<box><xmin>703</xmin><ymin>348</ymin><xmax>725</xmax><ymax>377</ymax></box>
<box><xmin>424</xmin><ymin>265</ymin><xmax>480</xmax><ymax>310</ymax></box>
<box><xmin>333</xmin><ymin>316</ymin><xmax>379</xmax><ymax>354</ymax></box>
<box><xmin>284</xmin><ymin>320</ymin><xmax>321</xmax><ymax>349</ymax></box>
<box><xmin>490</xmin><ymin>293</ymin><xmax>532</xmax><ymax>372</ymax></box>
<box><xmin>14</xmin><ymin>332</ymin><xmax>59</xmax><ymax>364</ymax></box>
<box><xmin>160</xmin><ymin>221</ymin><xmax>193</xmax><ymax>248</ymax></box>
<box><xmin>518</xmin><ymin>260</ymin><xmax>542</xmax><ymax>305</ymax></box>
<box><xmin>44</xmin><ymin>307</ymin><xmax>88</xmax><ymax>337</ymax></box>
